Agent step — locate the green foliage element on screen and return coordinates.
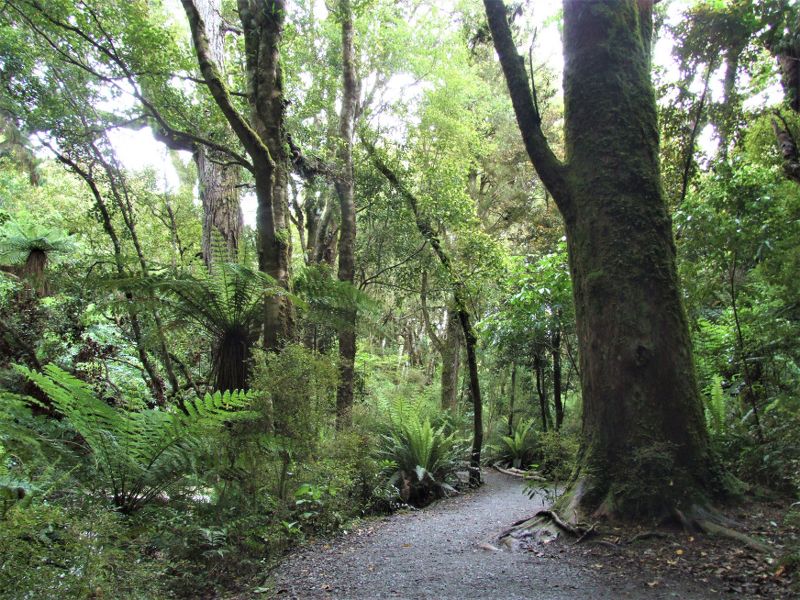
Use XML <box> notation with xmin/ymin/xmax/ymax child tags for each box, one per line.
<box><xmin>250</xmin><ymin>344</ymin><xmax>338</xmax><ymax>457</ymax></box>
<box><xmin>704</xmin><ymin>374</ymin><xmax>727</xmax><ymax>436</ymax></box>
<box><xmin>499</xmin><ymin>418</ymin><xmax>536</xmax><ymax>469</ymax></box>
<box><xmin>378</xmin><ymin>411</ymin><xmax>465</xmax><ymax>507</ymax></box>
<box><xmin>16</xmin><ymin>363</ymin><xmax>254</xmax><ymax>513</ymax></box>
<box><xmin>0</xmin><ymin>500</ymin><xmax>167</xmax><ymax>599</ymax></box>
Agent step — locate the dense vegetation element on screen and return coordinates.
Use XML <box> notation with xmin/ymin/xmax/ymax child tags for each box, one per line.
<box><xmin>0</xmin><ymin>0</ymin><xmax>798</xmax><ymax>596</ymax></box>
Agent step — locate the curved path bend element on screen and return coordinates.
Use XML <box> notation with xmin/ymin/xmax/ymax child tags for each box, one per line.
<box><xmin>271</xmin><ymin>471</ymin><xmax>717</xmax><ymax>599</ymax></box>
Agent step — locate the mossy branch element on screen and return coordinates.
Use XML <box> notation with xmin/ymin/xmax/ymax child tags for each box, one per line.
<box><xmin>482</xmin><ymin>0</ymin><xmax>573</xmax><ymax>220</ymax></box>
<box><xmin>181</xmin><ymin>0</ymin><xmax>274</xmax><ymax>169</ymax></box>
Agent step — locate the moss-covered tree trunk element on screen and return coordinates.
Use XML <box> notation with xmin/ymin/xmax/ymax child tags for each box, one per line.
<box><xmin>485</xmin><ymin>0</ymin><xmax>717</xmax><ymax>519</ymax></box>
<box><xmin>335</xmin><ymin>0</ymin><xmax>358</xmax><ymax>428</ymax></box>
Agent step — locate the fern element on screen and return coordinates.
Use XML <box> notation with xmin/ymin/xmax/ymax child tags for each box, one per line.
<box><xmin>500</xmin><ymin>419</ymin><xmax>536</xmax><ymax>469</ymax></box>
<box><xmin>378</xmin><ymin>412</ymin><xmax>464</xmax><ymax>506</ymax></box>
<box><xmin>16</xmin><ymin>364</ymin><xmax>255</xmax><ymax>513</ymax></box>
<box><xmin>704</xmin><ymin>374</ymin><xmax>726</xmax><ymax>436</ymax></box>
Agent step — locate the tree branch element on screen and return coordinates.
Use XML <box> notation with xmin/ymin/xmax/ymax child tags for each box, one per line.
<box><xmin>483</xmin><ymin>0</ymin><xmax>573</xmax><ymax>219</ymax></box>
<box><xmin>181</xmin><ymin>0</ymin><xmax>273</xmax><ymax>167</ymax></box>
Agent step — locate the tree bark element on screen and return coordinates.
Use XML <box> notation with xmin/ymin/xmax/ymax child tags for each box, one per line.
<box><xmin>420</xmin><ymin>272</ymin><xmax>462</xmax><ymax>412</ymax></box>
<box><xmin>335</xmin><ymin>0</ymin><xmax>358</xmax><ymax>428</ymax></box>
<box><xmin>508</xmin><ymin>362</ymin><xmax>516</xmax><ymax>436</ymax></box>
<box><xmin>485</xmin><ymin>0</ymin><xmax>717</xmax><ymax>519</ymax></box>
<box><xmin>193</xmin><ymin>0</ymin><xmax>243</xmax><ymax>266</ymax></box>
<box><xmin>552</xmin><ymin>323</ymin><xmax>563</xmax><ymax>431</ymax></box>
<box><xmin>440</xmin><ymin>307</ymin><xmax>462</xmax><ymax>412</ymax></box>
<box><xmin>533</xmin><ymin>348</ymin><xmax>550</xmax><ymax>432</ymax></box>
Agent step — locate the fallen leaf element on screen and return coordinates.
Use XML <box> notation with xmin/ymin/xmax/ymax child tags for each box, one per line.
<box><xmin>402</xmin><ymin>543</ymin><xmax>412</xmax><ymax>548</ymax></box>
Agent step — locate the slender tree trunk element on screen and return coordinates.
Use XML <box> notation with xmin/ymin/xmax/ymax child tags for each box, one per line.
<box><xmin>508</xmin><ymin>362</ymin><xmax>516</xmax><ymax>436</ymax></box>
<box><xmin>420</xmin><ymin>272</ymin><xmax>462</xmax><ymax>412</ymax></box>
<box><xmin>533</xmin><ymin>349</ymin><xmax>549</xmax><ymax>432</ymax></box>
<box><xmin>485</xmin><ymin>0</ymin><xmax>718</xmax><ymax>518</ymax></box>
<box><xmin>91</xmin><ymin>141</ymin><xmax>179</xmax><ymax>396</ymax></box>
<box><xmin>53</xmin><ymin>151</ymin><xmax>165</xmax><ymax>402</ymax></box>
<box><xmin>677</xmin><ymin>64</ymin><xmax>712</xmax><ymax>207</ymax></box>
<box><xmin>728</xmin><ymin>250</ymin><xmax>764</xmax><ymax>443</ymax></box>
<box><xmin>365</xmin><ymin>143</ymin><xmax>483</xmax><ymax>486</ymax></box>
<box><xmin>552</xmin><ymin>324</ymin><xmax>563</xmax><ymax>430</ymax></box>
<box><xmin>335</xmin><ymin>0</ymin><xmax>359</xmax><ymax>428</ymax></box>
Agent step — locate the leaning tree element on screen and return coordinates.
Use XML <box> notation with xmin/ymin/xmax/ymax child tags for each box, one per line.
<box><xmin>484</xmin><ymin>0</ymin><xmax>723</xmax><ymax>520</ymax></box>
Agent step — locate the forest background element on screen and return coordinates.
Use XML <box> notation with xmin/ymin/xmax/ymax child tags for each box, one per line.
<box><xmin>0</xmin><ymin>0</ymin><xmax>798</xmax><ymax>597</ymax></box>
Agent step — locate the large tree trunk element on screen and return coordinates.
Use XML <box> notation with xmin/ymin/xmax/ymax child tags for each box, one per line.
<box><xmin>485</xmin><ymin>0</ymin><xmax>717</xmax><ymax>519</ymax></box>
<box><xmin>193</xmin><ymin>0</ymin><xmax>243</xmax><ymax>266</ymax></box>
<box><xmin>335</xmin><ymin>0</ymin><xmax>358</xmax><ymax>428</ymax></box>
<box><xmin>196</xmin><ymin>147</ymin><xmax>242</xmax><ymax>265</ymax></box>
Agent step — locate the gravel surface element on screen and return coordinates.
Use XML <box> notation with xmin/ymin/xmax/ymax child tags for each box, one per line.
<box><xmin>270</xmin><ymin>471</ymin><xmax>719</xmax><ymax>599</ymax></box>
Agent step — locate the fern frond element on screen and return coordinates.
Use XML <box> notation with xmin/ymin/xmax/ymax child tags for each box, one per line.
<box><xmin>15</xmin><ymin>364</ymin><xmax>255</xmax><ymax>512</ymax></box>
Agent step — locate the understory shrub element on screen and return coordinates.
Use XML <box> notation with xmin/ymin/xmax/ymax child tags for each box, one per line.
<box><xmin>0</xmin><ymin>499</ymin><xmax>167</xmax><ymax>599</ymax></box>
<box><xmin>378</xmin><ymin>407</ymin><xmax>465</xmax><ymax>507</ymax></box>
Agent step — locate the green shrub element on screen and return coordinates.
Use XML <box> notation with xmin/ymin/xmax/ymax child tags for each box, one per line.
<box><xmin>0</xmin><ymin>499</ymin><xmax>167</xmax><ymax>599</ymax></box>
<box><xmin>500</xmin><ymin>418</ymin><xmax>537</xmax><ymax>469</ymax></box>
<box><xmin>378</xmin><ymin>411</ymin><xmax>465</xmax><ymax>507</ymax></box>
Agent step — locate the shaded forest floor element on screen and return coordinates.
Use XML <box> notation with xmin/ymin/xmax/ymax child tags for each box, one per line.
<box><xmin>258</xmin><ymin>471</ymin><xmax>796</xmax><ymax>599</ymax></box>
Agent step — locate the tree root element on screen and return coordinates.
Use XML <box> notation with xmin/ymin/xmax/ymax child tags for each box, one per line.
<box><xmin>499</xmin><ymin>509</ymin><xmax>596</xmax><ymax>545</ymax></box>
<box><xmin>695</xmin><ymin>519</ymin><xmax>772</xmax><ymax>554</ymax></box>
<box><xmin>492</xmin><ymin>464</ymin><xmax>547</xmax><ymax>481</ymax></box>
<box><xmin>498</xmin><ymin>504</ymin><xmax>773</xmax><ymax>555</ymax></box>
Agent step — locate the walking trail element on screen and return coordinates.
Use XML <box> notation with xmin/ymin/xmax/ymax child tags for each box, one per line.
<box><xmin>270</xmin><ymin>471</ymin><xmax>718</xmax><ymax>599</ymax></box>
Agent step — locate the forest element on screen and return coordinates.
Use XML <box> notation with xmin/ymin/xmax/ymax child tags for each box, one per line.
<box><xmin>0</xmin><ymin>0</ymin><xmax>798</xmax><ymax>597</ymax></box>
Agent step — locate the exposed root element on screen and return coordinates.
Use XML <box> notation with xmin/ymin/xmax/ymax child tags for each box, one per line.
<box><xmin>573</xmin><ymin>522</ymin><xmax>598</xmax><ymax>545</ymax></box>
<box><xmin>499</xmin><ymin>497</ymin><xmax>772</xmax><ymax>556</ymax></box>
<box><xmin>492</xmin><ymin>464</ymin><xmax>547</xmax><ymax>481</ymax></box>
<box><xmin>499</xmin><ymin>509</ymin><xmax>596</xmax><ymax>546</ymax></box>
<box><xmin>626</xmin><ymin>531</ymin><xmax>669</xmax><ymax>544</ymax></box>
<box><xmin>696</xmin><ymin>519</ymin><xmax>772</xmax><ymax>554</ymax></box>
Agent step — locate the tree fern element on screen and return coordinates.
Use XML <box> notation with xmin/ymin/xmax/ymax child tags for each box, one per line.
<box><xmin>16</xmin><ymin>364</ymin><xmax>255</xmax><ymax>513</ymax></box>
<box><xmin>112</xmin><ymin>262</ymin><xmax>290</xmax><ymax>391</ymax></box>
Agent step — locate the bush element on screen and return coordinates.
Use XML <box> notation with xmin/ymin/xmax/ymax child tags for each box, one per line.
<box><xmin>378</xmin><ymin>408</ymin><xmax>465</xmax><ymax>507</ymax></box>
<box><xmin>16</xmin><ymin>364</ymin><xmax>254</xmax><ymax>513</ymax></box>
<box><xmin>499</xmin><ymin>418</ymin><xmax>537</xmax><ymax>469</ymax></box>
<box><xmin>0</xmin><ymin>499</ymin><xmax>167</xmax><ymax>599</ymax></box>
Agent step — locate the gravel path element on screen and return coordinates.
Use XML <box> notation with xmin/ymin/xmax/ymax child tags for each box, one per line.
<box><xmin>270</xmin><ymin>471</ymin><xmax>718</xmax><ymax>599</ymax></box>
